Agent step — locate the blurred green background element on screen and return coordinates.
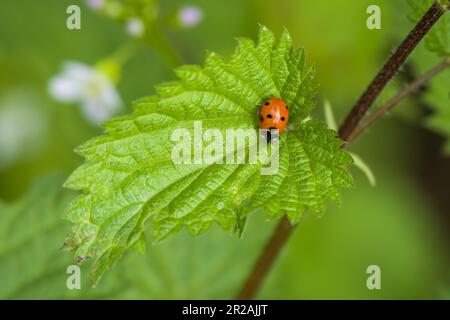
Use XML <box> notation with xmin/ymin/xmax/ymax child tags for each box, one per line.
<box><xmin>0</xmin><ymin>0</ymin><xmax>449</xmax><ymax>299</ymax></box>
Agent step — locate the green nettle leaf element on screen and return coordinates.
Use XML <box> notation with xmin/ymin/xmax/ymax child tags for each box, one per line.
<box><xmin>408</xmin><ymin>0</ymin><xmax>450</xmax><ymax>56</ymax></box>
<box><xmin>0</xmin><ymin>174</ymin><xmax>274</xmax><ymax>299</ymax></box>
<box><xmin>64</xmin><ymin>26</ymin><xmax>353</xmax><ymax>283</ymax></box>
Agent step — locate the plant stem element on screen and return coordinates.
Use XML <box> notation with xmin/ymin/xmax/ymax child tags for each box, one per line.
<box><xmin>236</xmin><ymin>217</ymin><xmax>293</xmax><ymax>299</ymax></box>
<box><xmin>111</xmin><ymin>41</ymin><xmax>141</xmax><ymax>66</ymax></box>
<box><xmin>338</xmin><ymin>1</ymin><xmax>446</xmax><ymax>143</ymax></box>
<box><xmin>236</xmin><ymin>1</ymin><xmax>448</xmax><ymax>300</ymax></box>
<box><xmin>348</xmin><ymin>57</ymin><xmax>450</xmax><ymax>143</ymax></box>
<box><xmin>147</xmin><ymin>26</ymin><xmax>183</xmax><ymax>68</ymax></box>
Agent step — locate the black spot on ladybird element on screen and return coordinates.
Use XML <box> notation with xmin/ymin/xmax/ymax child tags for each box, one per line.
<box><xmin>285</xmin><ymin>105</ymin><xmax>289</xmax><ymax>110</ymax></box>
<box><xmin>267</xmin><ymin>114</ymin><xmax>273</xmax><ymax>119</ymax></box>
<box><xmin>281</xmin><ymin>117</ymin><xmax>285</xmax><ymax>121</ymax></box>
<box><xmin>265</xmin><ymin>101</ymin><xmax>270</xmax><ymax>105</ymax></box>
<box><xmin>259</xmin><ymin>116</ymin><xmax>263</xmax><ymax>121</ymax></box>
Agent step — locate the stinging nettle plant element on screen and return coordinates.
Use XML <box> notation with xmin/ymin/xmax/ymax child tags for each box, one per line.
<box><xmin>63</xmin><ymin>0</ymin><xmax>450</xmax><ymax>297</ymax></box>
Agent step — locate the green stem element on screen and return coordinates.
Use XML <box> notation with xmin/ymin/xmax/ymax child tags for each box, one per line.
<box><xmin>146</xmin><ymin>27</ymin><xmax>183</xmax><ymax>68</ymax></box>
<box><xmin>111</xmin><ymin>41</ymin><xmax>141</xmax><ymax>66</ymax></box>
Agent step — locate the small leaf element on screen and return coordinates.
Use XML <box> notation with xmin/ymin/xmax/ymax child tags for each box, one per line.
<box><xmin>323</xmin><ymin>99</ymin><xmax>338</xmax><ymax>131</ymax></box>
<box><xmin>348</xmin><ymin>152</ymin><xmax>376</xmax><ymax>187</ymax></box>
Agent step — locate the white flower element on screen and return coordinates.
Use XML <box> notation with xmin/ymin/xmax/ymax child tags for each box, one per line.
<box><xmin>178</xmin><ymin>5</ymin><xmax>203</xmax><ymax>28</ymax></box>
<box><xmin>85</xmin><ymin>0</ymin><xmax>105</xmax><ymax>10</ymax></box>
<box><xmin>125</xmin><ymin>17</ymin><xmax>145</xmax><ymax>38</ymax></box>
<box><xmin>49</xmin><ymin>62</ymin><xmax>122</xmax><ymax>124</ymax></box>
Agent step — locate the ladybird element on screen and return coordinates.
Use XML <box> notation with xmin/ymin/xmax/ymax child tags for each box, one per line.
<box><xmin>258</xmin><ymin>98</ymin><xmax>289</xmax><ymax>142</ymax></box>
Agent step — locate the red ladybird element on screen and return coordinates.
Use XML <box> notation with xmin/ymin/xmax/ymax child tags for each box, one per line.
<box><xmin>258</xmin><ymin>98</ymin><xmax>289</xmax><ymax>141</ymax></box>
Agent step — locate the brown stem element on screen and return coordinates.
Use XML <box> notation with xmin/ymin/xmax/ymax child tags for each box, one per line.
<box><xmin>236</xmin><ymin>1</ymin><xmax>448</xmax><ymax>300</ymax></box>
<box><xmin>347</xmin><ymin>57</ymin><xmax>450</xmax><ymax>143</ymax></box>
<box><xmin>338</xmin><ymin>1</ymin><xmax>446</xmax><ymax>143</ymax></box>
<box><xmin>236</xmin><ymin>217</ymin><xmax>293</xmax><ymax>299</ymax></box>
